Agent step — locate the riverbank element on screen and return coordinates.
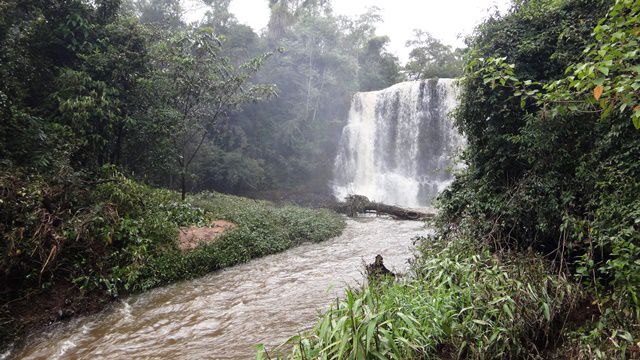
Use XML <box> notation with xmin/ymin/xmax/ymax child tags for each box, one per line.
<box><xmin>0</xmin><ymin>171</ymin><xmax>345</xmax><ymax>350</ymax></box>
<box><xmin>274</xmin><ymin>229</ymin><xmax>639</xmax><ymax>359</ymax></box>
<box><xmin>276</xmin><ymin>233</ymin><xmax>597</xmax><ymax>359</ymax></box>
<box><xmin>7</xmin><ymin>217</ymin><xmax>421</xmax><ymax>359</ymax></box>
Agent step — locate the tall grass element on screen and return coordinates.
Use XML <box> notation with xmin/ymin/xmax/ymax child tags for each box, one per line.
<box><xmin>266</xmin><ymin>237</ymin><xmax>583</xmax><ymax>359</ymax></box>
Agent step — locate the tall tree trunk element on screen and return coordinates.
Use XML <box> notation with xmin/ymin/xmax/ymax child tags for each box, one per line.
<box><xmin>181</xmin><ymin>169</ymin><xmax>187</xmax><ymax>201</ymax></box>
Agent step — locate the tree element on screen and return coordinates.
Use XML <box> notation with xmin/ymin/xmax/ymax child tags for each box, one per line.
<box><xmin>129</xmin><ymin>0</ymin><xmax>184</xmax><ymax>29</ymax></box>
<box><xmin>199</xmin><ymin>0</ymin><xmax>260</xmax><ymax>62</ymax></box>
<box><xmin>404</xmin><ymin>30</ymin><xmax>463</xmax><ymax>79</ymax></box>
<box><xmin>544</xmin><ymin>0</ymin><xmax>640</xmax><ymax>128</ymax></box>
<box><xmin>358</xmin><ymin>35</ymin><xmax>404</xmax><ymax>91</ymax></box>
<box><xmin>240</xmin><ymin>9</ymin><xmax>361</xmax><ymax>188</ymax></box>
<box><xmin>150</xmin><ymin>27</ymin><xmax>276</xmax><ymax>199</ymax></box>
<box><xmin>200</xmin><ymin>0</ymin><xmax>234</xmax><ymax>33</ymax></box>
<box><xmin>266</xmin><ymin>0</ymin><xmax>331</xmax><ymax>41</ymax></box>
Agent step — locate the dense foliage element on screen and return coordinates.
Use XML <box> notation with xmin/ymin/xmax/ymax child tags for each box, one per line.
<box><xmin>404</xmin><ymin>30</ymin><xmax>464</xmax><ymax>79</ymax></box>
<box><xmin>0</xmin><ymin>0</ymin><xmax>275</xmax><ymax>196</ymax></box>
<box><xmin>272</xmin><ymin>237</ymin><xmax>581</xmax><ymax>359</ymax></box>
<box><xmin>436</xmin><ymin>0</ymin><xmax>640</xmax><ymax>356</ymax></box>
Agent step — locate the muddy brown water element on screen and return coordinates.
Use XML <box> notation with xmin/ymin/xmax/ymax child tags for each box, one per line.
<box><xmin>7</xmin><ymin>217</ymin><xmax>429</xmax><ymax>360</ymax></box>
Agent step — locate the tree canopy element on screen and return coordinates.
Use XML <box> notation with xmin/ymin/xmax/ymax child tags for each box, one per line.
<box><xmin>0</xmin><ymin>0</ymin><xmax>406</xmax><ymax>196</ymax></box>
<box><xmin>404</xmin><ymin>29</ymin><xmax>463</xmax><ymax>79</ymax></box>
<box><xmin>437</xmin><ymin>1</ymin><xmax>640</xmax><ymax>353</ymax></box>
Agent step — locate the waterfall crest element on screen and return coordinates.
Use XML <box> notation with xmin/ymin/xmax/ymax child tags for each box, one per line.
<box><xmin>332</xmin><ymin>79</ymin><xmax>464</xmax><ymax>207</ymax></box>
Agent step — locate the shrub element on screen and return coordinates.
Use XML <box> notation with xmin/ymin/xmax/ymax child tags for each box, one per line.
<box><xmin>1</xmin><ymin>167</ymin><xmax>345</xmax><ymax>347</ymax></box>
<box><xmin>433</xmin><ymin>0</ymin><xmax>640</xmax><ymax>356</ymax></box>
<box><xmin>273</xmin><ymin>236</ymin><xmax>582</xmax><ymax>359</ymax></box>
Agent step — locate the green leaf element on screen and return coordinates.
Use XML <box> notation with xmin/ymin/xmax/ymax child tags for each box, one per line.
<box><xmin>366</xmin><ymin>320</ymin><xmax>376</xmax><ymax>352</ymax></box>
<box><xmin>255</xmin><ymin>344</ymin><xmax>266</xmax><ymax>360</ymax></box>
<box><xmin>619</xmin><ymin>331</ymin><xmax>634</xmax><ymax>343</ymax></box>
<box><xmin>503</xmin><ymin>304</ymin><xmax>514</xmax><ymax>320</ymax></box>
<box><xmin>542</xmin><ymin>303</ymin><xmax>551</xmax><ymax>321</ymax></box>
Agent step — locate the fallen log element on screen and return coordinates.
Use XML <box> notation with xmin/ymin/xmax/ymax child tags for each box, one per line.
<box><xmin>333</xmin><ymin>195</ymin><xmax>433</xmax><ymax>221</ymax></box>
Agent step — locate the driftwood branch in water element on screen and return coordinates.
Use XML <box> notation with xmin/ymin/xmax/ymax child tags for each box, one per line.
<box><xmin>333</xmin><ymin>195</ymin><xmax>433</xmax><ymax>221</ymax></box>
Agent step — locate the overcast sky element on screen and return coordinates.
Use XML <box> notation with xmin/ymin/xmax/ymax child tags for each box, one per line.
<box><xmin>185</xmin><ymin>0</ymin><xmax>512</xmax><ymax>63</ymax></box>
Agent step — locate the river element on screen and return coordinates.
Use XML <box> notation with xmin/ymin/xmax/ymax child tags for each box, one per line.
<box><xmin>8</xmin><ymin>217</ymin><xmax>428</xmax><ymax>359</ymax></box>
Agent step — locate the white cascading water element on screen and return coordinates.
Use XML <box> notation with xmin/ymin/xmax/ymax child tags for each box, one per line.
<box><xmin>333</xmin><ymin>79</ymin><xmax>464</xmax><ymax>207</ymax></box>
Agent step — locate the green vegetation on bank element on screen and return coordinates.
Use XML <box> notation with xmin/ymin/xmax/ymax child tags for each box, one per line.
<box><xmin>271</xmin><ymin>237</ymin><xmax>581</xmax><ymax>359</ymax></box>
<box><xmin>142</xmin><ymin>191</ymin><xmax>345</xmax><ymax>291</ymax></box>
<box><xmin>273</xmin><ymin>0</ymin><xmax>640</xmax><ymax>358</ymax></box>
<box><xmin>0</xmin><ymin>166</ymin><xmax>344</xmax><ymax>347</ymax></box>
<box><xmin>444</xmin><ymin>0</ymin><xmax>640</xmax><ymax>355</ymax></box>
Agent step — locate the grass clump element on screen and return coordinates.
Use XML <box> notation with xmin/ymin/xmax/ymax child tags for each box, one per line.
<box><xmin>267</xmin><ymin>236</ymin><xmax>582</xmax><ymax>360</ymax></box>
<box><xmin>133</xmin><ymin>192</ymin><xmax>346</xmax><ymax>291</ymax></box>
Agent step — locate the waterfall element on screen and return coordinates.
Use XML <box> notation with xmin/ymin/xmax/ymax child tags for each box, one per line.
<box><xmin>332</xmin><ymin>79</ymin><xmax>464</xmax><ymax>207</ymax></box>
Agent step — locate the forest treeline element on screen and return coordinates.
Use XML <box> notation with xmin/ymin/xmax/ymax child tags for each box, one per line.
<box><xmin>279</xmin><ymin>0</ymin><xmax>640</xmax><ymax>358</ymax></box>
<box><xmin>0</xmin><ymin>0</ymin><xmax>463</xmax><ymax>198</ymax></box>
<box><xmin>1</xmin><ymin>0</ymin><xmax>392</xmax><ymax>196</ymax></box>
<box><xmin>0</xmin><ymin>0</ymin><xmax>463</xmax><ymax>347</ymax></box>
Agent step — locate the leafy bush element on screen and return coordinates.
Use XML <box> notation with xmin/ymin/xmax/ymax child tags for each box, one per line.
<box><xmin>434</xmin><ymin>0</ymin><xmax>640</xmax><ymax>357</ymax></box>
<box><xmin>1</xmin><ymin>167</ymin><xmax>345</xmax><ymax>347</ymax></box>
<box><xmin>272</xmin><ymin>236</ymin><xmax>581</xmax><ymax>359</ymax></box>
<box><xmin>0</xmin><ymin>165</ymin><xmax>204</xmax><ymax>296</ymax></box>
<box><xmin>114</xmin><ymin>192</ymin><xmax>345</xmax><ymax>292</ymax></box>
